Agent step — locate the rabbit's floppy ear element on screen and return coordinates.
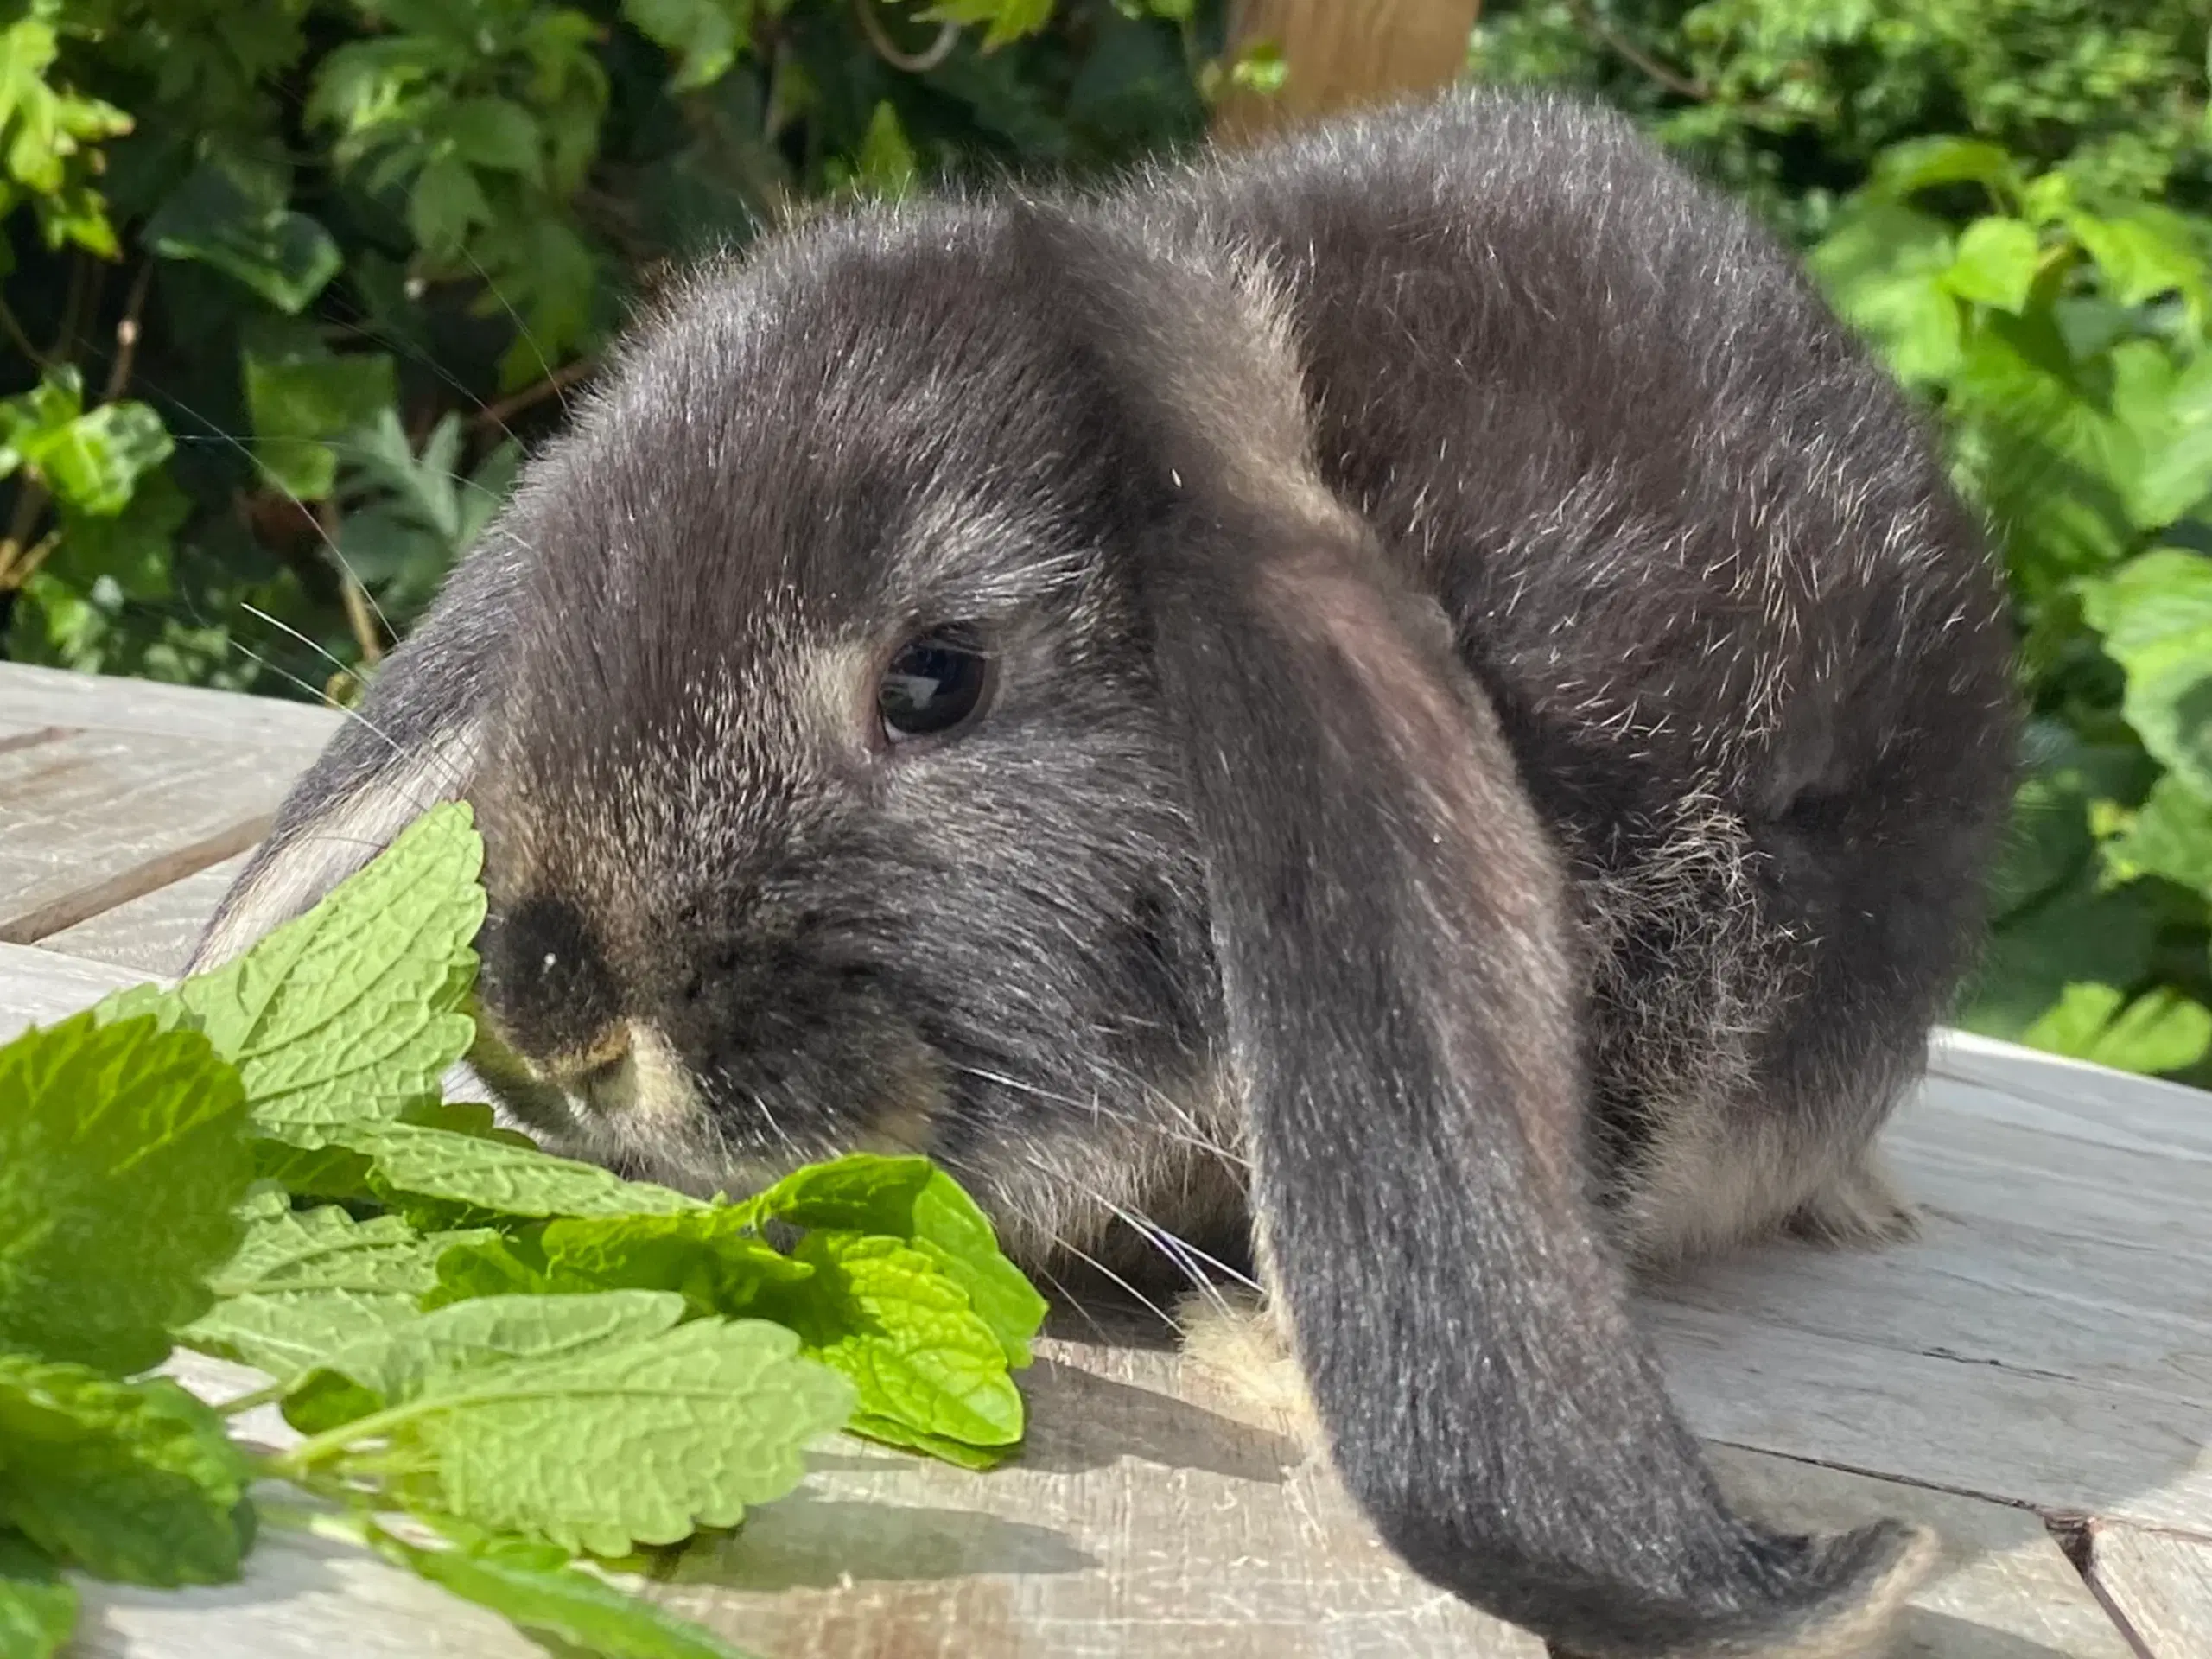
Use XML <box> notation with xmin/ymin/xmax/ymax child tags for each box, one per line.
<box><xmin>1028</xmin><ymin>206</ymin><xmax>1935</xmax><ymax>1656</ymax></box>
<box><xmin>185</xmin><ymin>537</ymin><xmax>523</xmax><ymax>974</ymax></box>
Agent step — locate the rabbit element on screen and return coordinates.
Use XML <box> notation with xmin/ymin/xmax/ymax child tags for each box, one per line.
<box><xmin>187</xmin><ymin>86</ymin><xmax>2016</xmax><ymax>1658</ymax></box>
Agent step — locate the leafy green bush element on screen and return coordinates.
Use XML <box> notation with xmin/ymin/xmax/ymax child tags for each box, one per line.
<box><xmin>1798</xmin><ymin>137</ymin><xmax>2212</xmax><ymax>1077</ymax></box>
<box><xmin>0</xmin><ymin>0</ymin><xmax>1222</xmax><ymax>695</ymax></box>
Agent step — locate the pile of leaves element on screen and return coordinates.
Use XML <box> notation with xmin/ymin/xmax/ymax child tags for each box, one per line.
<box><xmin>0</xmin><ymin>801</ymin><xmax>1048</xmax><ymax>1659</ymax></box>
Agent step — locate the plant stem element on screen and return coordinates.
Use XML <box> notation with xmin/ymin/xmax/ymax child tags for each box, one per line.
<box><xmin>0</xmin><ymin>292</ymin><xmax>46</xmax><ymax>368</ymax></box>
<box><xmin>218</xmin><ymin>1380</ymin><xmax>288</xmax><ymax>1417</ymax></box>
<box><xmin>468</xmin><ymin>355</ymin><xmax>597</xmax><ymax>436</ymax></box>
<box><xmin>100</xmin><ymin>262</ymin><xmax>155</xmax><ymax>404</ymax></box>
<box><xmin>0</xmin><ymin>479</ymin><xmax>51</xmax><ymax>592</ymax></box>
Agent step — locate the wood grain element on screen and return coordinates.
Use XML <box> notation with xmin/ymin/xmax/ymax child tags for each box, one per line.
<box><xmin>1708</xmin><ymin>1447</ymin><xmax>2136</xmax><ymax>1658</ymax></box>
<box><xmin>41</xmin><ymin>852</ymin><xmax>249</xmax><ymax>976</ymax></box>
<box><xmin>2085</xmin><ymin>1522</ymin><xmax>2212</xmax><ymax>1658</ymax></box>
<box><xmin>0</xmin><ymin>729</ymin><xmax>297</xmax><ymax>943</ymax></box>
<box><xmin>0</xmin><ymin>660</ymin><xmax>341</xmax><ymax>751</ymax></box>
<box><xmin>0</xmin><ymin>938</ymin><xmax>146</xmax><ymax>1034</ymax></box>
<box><xmin>1211</xmin><ymin>0</ymin><xmax>1483</xmax><ymax>143</ymax></box>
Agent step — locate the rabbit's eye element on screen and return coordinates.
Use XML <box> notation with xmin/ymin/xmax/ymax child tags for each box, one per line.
<box><xmin>879</xmin><ymin>626</ymin><xmax>993</xmax><ymax>743</ymax></box>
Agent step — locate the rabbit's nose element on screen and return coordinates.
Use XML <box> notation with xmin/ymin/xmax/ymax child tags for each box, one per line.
<box><xmin>478</xmin><ymin>892</ymin><xmax>626</xmax><ymax>1064</ymax></box>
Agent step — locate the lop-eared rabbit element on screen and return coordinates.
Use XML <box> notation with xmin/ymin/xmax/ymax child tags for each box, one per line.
<box><xmin>191</xmin><ymin>88</ymin><xmax>2017</xmax><ymax>1658</ymax></box>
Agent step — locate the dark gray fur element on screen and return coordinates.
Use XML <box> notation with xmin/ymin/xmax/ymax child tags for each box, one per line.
<box><xmin>192</xmin><ymin>89</ymin><xmax>2017</xmax><ymax>1657</ymax></box>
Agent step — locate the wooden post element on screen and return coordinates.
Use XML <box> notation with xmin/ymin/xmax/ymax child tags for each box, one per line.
<box><xmin>1211</xmin><ymin>0</ymin><xmax>1484</xmax><ymax>145</ymax></box>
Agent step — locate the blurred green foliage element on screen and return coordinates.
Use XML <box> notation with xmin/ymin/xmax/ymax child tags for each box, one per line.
<box><xmin>5</xmin><ymin>0</ymin><xmax>2212</xmax><ymax>1079</ymax></box>
<box><xmin>0</xmin><ymin>0</ymin><xmax>1224</xmax><ymax>692</ymax></box>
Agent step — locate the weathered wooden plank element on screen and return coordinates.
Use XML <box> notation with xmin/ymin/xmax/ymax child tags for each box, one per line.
<box><xmin>1707</xmin><ymin>1447</ymin><xmax>2137</xmax><ymax>1658</ymax></box>
<box><xmin>1930</xmin><ymin>1028</ymin><xmax>2212</xmax><ymax>1159</ymax></box>
<box><xmin>41</xmin><ymin>853</ymin><xmax>249</xmax><ymax>976</ymax></box>
<box><xmin>1649</xmin><ymin>1294</ymin><xmax>2212</xmax><ymax>1540</ymax></box>
<box><xmin>0</xmin><ymin>729</ymin><xmax>296</xmax><ymax>943</ymax></box>
<box><xmin>0</xmin><ymin>660</ymin><xmax>342</xmax><ymax>751</ymax></box>
<box><xmin>0</xmin><ymin>938</ymin><xmax>143</xmax><ymax>1033</ymax></box>
<box><xmin>2085</xmin><ymin>1522</ymin><xmax>2212</xmax><ymax>1658</ymax></box>
<box><xmin>650</xmin><ymin>1337</ymin><xmax>1544</xmax><ymax>1659</ymax></box>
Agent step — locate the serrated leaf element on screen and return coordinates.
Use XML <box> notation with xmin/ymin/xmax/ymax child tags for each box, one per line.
<box><xmin>0</xmin><ymin>1013</ymin><xmax>250</xmax><ymax>1376</ymax></box>
<box><xmin>533</xmin><ymin>1210</ymin><xmax>813</xmax><ymax>1317</ymax></box>
<box><xmin>162</xmin><ymin>802</ymin><xmax>486</xmax><ymax>1147</ymax></box>
<box><xmin>0</xmin><ymin>1356</ymin><xmax>251</xmax><ymax>1587</ymax></box>
<box><xmin>774</xmin><ymin>1230</ymin><xmax>1024</xmax><ymax>1450</ymax></box>
<box><xmin>356</xmin><ymin>1122</ymin><xmax>704</xmax><ymax>1222</ymax></box>
<box><xmin>747</xmin><ymin>1155</ymin><xmax>1046</xmax><ymax>1367</ymax></box>
<box><xmin>282</xmin><ymin>1293</ymin><xmax>854</xmax><ymax>1555</ymax></box>
<box><xmin>0</xmin><ymin>1534</ymin><xmax>76</xmax><ymax>1659</ymax></box>
<box><xmin>377</xmin><ymin>1525</ymin><xmax>756</xmax><ymax>1659</ymax></box>
<box><xmin>179</xmin><ymin>1205</ymin><xmax>489</xmax><ymax>1382</ymax></box>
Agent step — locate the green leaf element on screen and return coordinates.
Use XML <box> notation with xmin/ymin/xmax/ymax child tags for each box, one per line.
<box><xmin>2080</xmin><ymin>550</ymin><xmax>2212</xmax><ymax>800</ymax></box>
<box><xmin>2107</xmin><ymin>772</ymin><xmax>2212</xmax><ymax>895</ymax></box>
<box><xmin>2021</xmin><ymin>983</ymin><xmax>2212</xmax><ymax>1076</ymax></box>
<box><xmin>409</xmin><ymin>156</ymin><xmax>493</xmax><ymax>258</ymax></box>
<box><xmin>0</xmin><ymin>1535</ymin><xmax>76</xmax><ymax>1659</ymax></box>
<box><xmin>747</xmin><ymin>1155</ymin><xmax>1046</xmax><ymax>1367</ymax></box>
<box><xmin>773</xmin><ymin>1230</ymin><xmax>1025</xmax><ymax>1451</ymax></box>
<box><xmin>0</xmin><ymin>1355</ymin><xmax>251</xmax><ymax>1587</ymax></box>
<box><xmin>531</xmin><ymin>1210</ymin><xmax>814</xmax><ymax>1315</ymax></box>
<box><xmin>282</xmin><ymin>1293</ymin><xmax>854</xmax><ymax>1555</ymax></box>
<box><xmin>1866</xmin><ymin>136</ymin><xmax>2024</xmax><ymax>203</ymax></box>
<box><xmin>440</xmin><ymin>98</ymin><xmax>542</xmax><ymax>179</ymax></box>
<box><xmin>623</xmin><ymin>0</ymin><xmax>753</xmax><ymax>92</ymax></box>
<box><xmin>120</xmin><ymin>802</ymin><xmax>486</xmax><ymax>1147</ymax></box>
<box><xmin>0</xmin><ymin>1013</ymin><xmax>250</xmax><ymax>1376</ymax></box>
<box><xmin>355</xmin><ymin>1122</ymin><xmax>705</xmax><ymax>1222</ymax></box>
<box><xmin>1942</xmin><ymin>216</ymin><xmax>2041</xmax><ymax>314</ymax></box>
<box><xmin>1807</xmin><ymin>201</ymin><xmax>1961</xmax><ymax>385</ymax></box>
<box><xmin>854</xmin><ymin>101</ymin><xmax>918</xmax><ymax>199</ymax></box>
<box><xmin>144</xmin><ymin>160</ymin><xmax>344</xmax><ymax>315</ymax></box>
<box><xmin>1961</xmin><ymin>880</ymin><xmax>2160</xmax><ymax>1041</ymax></box>
<box><xmin>376</xmin><ymin>1525</ymin><xmax>757</xmax><ymax>1659</ymax></box>
<box><xmin>180</xmin><ymin>1203</ymin><xmax>490</xmax><ymax>1382</ymax></box>
<box><xmin>918</xmin><ymin>0</ymin><xmax>1054</xmax><ymax>51</ymax></box>
<box><xmin>243</xmin><ymin>342</ymin><xmax>399</xmax><ymax>502</ymax></box>
<box><xmin>22</xmin><ymin>402</ymin><xmax>174</xmax><ymax>518</ymax></box>
<box><xmin>2068</xmin><ymin>207</ymin><xmax>2209</xmax><ymax>322</ymax></box>
<box><xmin>48</xmin><ymin>467</ymin><xmax>189</xmax><ymax>601</ymax></box>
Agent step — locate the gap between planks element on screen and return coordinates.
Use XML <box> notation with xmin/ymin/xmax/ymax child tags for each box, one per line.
<box><xmin>1</xmin><ymin>816</ymin><xmax>270</xmax><ymax>945</ymax></box>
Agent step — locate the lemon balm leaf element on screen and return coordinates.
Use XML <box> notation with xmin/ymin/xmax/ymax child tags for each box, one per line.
<box><xmin>0</xmin><ymin>1014</ymin><xmax>251</xmax><ymax>1376</ymax></box>
<box><xmin>278</xmin><ymin>1293</ymin><xmax>853</xmax><ymax>1556</ymax></box>
<box><xmin>170</xmin><ymin>803</ymin><xmax>486</xmax><ymax>1147</ymax></box>
<box><xmin>0</xmin><ymin>1534</ymin><xmax>78</xmax><ymax>1659</ymax></box>
<box><xmin>0</xmin><ymin>1356</ymin><xmax>252</xmax><ymax>1587</ymax></box>
<box><xmin>179</xmin><ymin>1204</ymin><xmax>491</xmax><ymax>1382</ymax></box>
<box><xmin>746</xmin><ymin>1155</ymin><xmax>1046</xmax><ymax>1366</ymax></box>
<box><xmin>374</xmin><ymin>1524</ymin><xmax>760</xmax><ymax>1659</ymax></box>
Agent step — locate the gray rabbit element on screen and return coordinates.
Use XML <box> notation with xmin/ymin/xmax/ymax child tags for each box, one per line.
<box><xmin>190</xmin><ymin>87</ymin><xmax>2017</xmax><ymax>1658</ymax></box>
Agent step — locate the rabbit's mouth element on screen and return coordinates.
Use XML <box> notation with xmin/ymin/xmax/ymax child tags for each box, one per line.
<box><xmin>460</xmin><ymin>991</ymin><xmax>957</xmax><ymax>1200</ymax></box>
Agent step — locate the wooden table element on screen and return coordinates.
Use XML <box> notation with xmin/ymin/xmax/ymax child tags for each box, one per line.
<box><xmin>3</xmin><ymin>657</ymin><xmax>2208</xmax><ymax>1659</ymax></box>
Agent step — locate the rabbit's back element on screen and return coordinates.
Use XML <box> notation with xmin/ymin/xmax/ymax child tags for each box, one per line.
<box><xmin>1141</xmin><ymin>90</ymin><xmax>2017</xmax><ymax>1258</ymax></box>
